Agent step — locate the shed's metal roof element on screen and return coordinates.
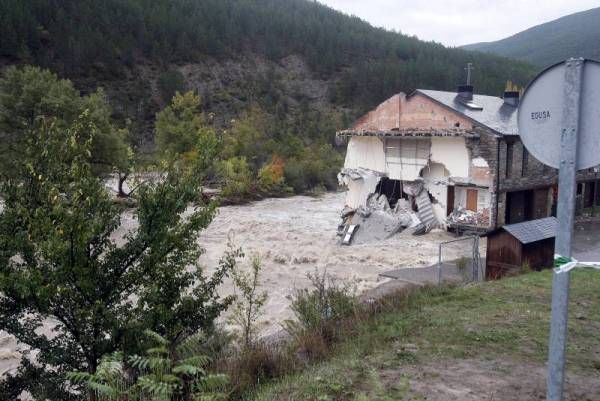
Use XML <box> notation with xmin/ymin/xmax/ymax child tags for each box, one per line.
<box><xmin>502</xmin><ymin>217</ymin><xmax>558</xmax><ymax>244</ymax></box>
<box><xmin>416</xmin><ymin>89</ymin><xmax>519</xmax><ymax>136</ymax></box>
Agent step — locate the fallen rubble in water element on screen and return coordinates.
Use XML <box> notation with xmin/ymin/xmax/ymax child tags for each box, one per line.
<box><xmin>337</xmin><ymin>169</ymin><xmax>438</xmax><ymax>244</ymax></box>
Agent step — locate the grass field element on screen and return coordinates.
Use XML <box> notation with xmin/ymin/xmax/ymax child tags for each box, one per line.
<box><xmin>250</xmin><ymin>270</ymin><xmax>600</xmax><ymax>401</ymax></box>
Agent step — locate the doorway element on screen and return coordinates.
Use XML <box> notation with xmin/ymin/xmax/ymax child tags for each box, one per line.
<box><xmin>446</xmin><ymin>186</ymin><xmax>455</xmax><ymax>215</ymax></box>
<box><xmin>466</xmin><ymin>189</ymin><xmax>478</xmax><ymax>212</ymax></box>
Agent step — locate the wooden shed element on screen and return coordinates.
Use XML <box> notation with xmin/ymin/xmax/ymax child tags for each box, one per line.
<box><xmin>486</xmin><ymin>217</ymin><xmax>557</xmax><ymax>280</ymax></box>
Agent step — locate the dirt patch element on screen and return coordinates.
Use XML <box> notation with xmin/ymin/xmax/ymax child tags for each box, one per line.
<box><xmin>381</xmin><ymin>357</ymin><xmax>600</xmax><ymax>401</ymax></box>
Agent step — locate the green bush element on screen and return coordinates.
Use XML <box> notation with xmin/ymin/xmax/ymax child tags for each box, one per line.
<box><xmin>215</xmin><ymin>156</ymin><xmax>255</xmax><ymax>198</ymax></box>
<box><xmin>283</xmin><ymin>145</ymin><xmax>343</xmax><ymax>193</ymax></box>
<box><xmin>68</xmin><ymin>330</ymin><xmax>228</xmax><ymax>401</ymax></box>
<box><xmin>284</xmin><ymin>269</ymin><xmax>357</xmax><ymax>338</ymax></box>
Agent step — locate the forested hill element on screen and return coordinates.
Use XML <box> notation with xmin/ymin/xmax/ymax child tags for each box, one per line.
<box><xmin>0</xmin><ymin>0</ymin><xmax>535</xmax><ymax>150</ymax></box>
<box><xmin>463</xmin><ymin>7</ymin><xmax>600</xmax><ymax>67</ymax></box>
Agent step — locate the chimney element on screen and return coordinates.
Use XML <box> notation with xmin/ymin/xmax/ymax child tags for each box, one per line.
<box><xmin>503</xmin><ymin>90</ymin><xmax>520</xmax><ymax>107</ymax></box>
<box><xmin>457</xmin><ymin>85</ymin><xmax>473</xmax><ymax>100</ymax></box>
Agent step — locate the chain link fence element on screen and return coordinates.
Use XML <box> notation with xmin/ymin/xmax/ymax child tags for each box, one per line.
<box><xmin>437</xmin><ymin>236</ymin><xmax>484</xmax><ymax>283</ymax></box>
<box><xmin>380</xmin><ymin>236</ymin><xmax>484</xmax><ymax>285</ymax></box>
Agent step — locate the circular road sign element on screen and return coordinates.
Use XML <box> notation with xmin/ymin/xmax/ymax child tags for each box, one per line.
<box><xmin>517</xmin><ymin>59</ymin><xmax>600</xmax><ymax>170</ymax></box>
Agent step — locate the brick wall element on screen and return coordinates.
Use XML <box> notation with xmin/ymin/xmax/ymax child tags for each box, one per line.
<box><xmin>352</xmin><ymin>94</ymin><xmax>402</xmax><ymax>131</ymax></box>
<box><xmin>352</xmin><ymin>92</ymin><xmax>474</xmax><ymax>132</ymax></box>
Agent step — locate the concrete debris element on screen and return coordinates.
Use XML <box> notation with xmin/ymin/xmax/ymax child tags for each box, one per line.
<box><xmin>338</xmin><ymin>172</ymin><xmax>442</xmax><ymax>244</ymax></box>
<box><xmin>349</xmin><ymin>209</ymin><xmax>405</xmax><ymax>244</ymax></box>
<box><xmin>402</xmin><ymin>179</ymin><xmax>437</xmax><ymax>234</ymax></box>
<box><xmin>342</xmin><ymin>224</ymin><xmax>359</xmax><ymax>245</ymax></box>
<box><xmin>392</xmin><ymin>199</ymin><xmax>416</xmax><ymax>228</ymax></box>
<box><xmin>340</xmin><ymin>206</ymin><xmax>355</xmax><ymax>219</ymax></box>
<box><xmin>402</xmin><ymin>180</ymin><xmax>424</xmax><ymax>197</ymax></box>
<box><xmin>446</xmin><ymin>206</ymin><xmax>478</xmax><ymax>225</ymax></box>
<box><xmin>340</xmin><ymin>193</ymin><xmax>419</xmax><ymax>245</ymax></box>
<box><xmin>366</xmin><ymin>192</ymin><xmax>391</xmax><ymax>212</ymax></box>
<box><xmin>337</xmin><ymin>168</ymin><xmax>385</xmax><ymax>210</ymax></box>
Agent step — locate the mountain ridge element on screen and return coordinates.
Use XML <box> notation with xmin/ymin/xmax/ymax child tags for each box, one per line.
<box><xmin>463</xmin><ymin>7</ymin><xmax>600</xmax><ymax>67</ymax></box>
<box><xmin>0</xmin><ymin>0</ymin><xmax>536</xmax><ymax>149</ymax></box>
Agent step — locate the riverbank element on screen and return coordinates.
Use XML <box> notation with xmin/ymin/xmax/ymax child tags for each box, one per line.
<box><xmin>251</xmin><ymin>269</ymin><xmax>600</xmax><ymax>401</ymax></box>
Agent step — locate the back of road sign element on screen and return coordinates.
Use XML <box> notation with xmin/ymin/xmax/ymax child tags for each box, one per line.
<box><xmin>518</xmin><ymin>59</ymin><xmax>600</xmax><ymax>170</ymax></box>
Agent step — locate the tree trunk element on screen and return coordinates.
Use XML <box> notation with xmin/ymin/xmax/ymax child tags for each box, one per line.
<box><xmin>117</xmin><ymin>172</ymin><xmax>129</xmax><ymax>198</ymax></box>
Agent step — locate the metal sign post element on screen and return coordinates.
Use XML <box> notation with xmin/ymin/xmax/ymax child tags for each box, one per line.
<box><xmin>546</xmin><ymin>58</ymin><xmax>583</xmax><ymax>401</ymax></box>
<box><xmin>517</xmin><ymin>57</ymin><xmax>600</xmax><ymax>401</ymax></box>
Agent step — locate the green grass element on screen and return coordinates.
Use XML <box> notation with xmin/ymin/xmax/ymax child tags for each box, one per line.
<box><xmin>250</xmin><ymin>270</ymin><xmax>600</xmax><ymax>401</ymax></box>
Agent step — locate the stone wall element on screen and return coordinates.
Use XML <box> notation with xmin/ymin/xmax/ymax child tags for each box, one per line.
<box><xmin>463</xmin><ymin>128</ymin><xmax>499</xmax><ymax>228</ymax></box>
<box><xmin>493</xmin><ymin>136</ymin><xmax>600</xmax><ymax>226</ymax></box>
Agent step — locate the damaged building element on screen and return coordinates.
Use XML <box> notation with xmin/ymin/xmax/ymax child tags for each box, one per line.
<box><xmin>337</xmin><ymin>84</ymin><xmax>600</xmax><ymax>239</ymax></box>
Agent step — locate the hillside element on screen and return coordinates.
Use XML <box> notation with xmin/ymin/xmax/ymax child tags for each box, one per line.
<box><xmin>463</xmin><ymin>7</ymin><xmax>600</xmax><ymax>67</ymax></box>
<box><xmin>0</xmin><ymin>0</ymin><xmax>535</xmax><ymax>151</ymax></box>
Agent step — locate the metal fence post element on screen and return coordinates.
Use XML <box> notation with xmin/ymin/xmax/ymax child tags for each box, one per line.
<box><xmin>438</xmin><ymin>243</ymin><xmax>442</xmax><ymax>284</ymax></box>
<box><xmin>546</xmin><ymin>58</ymin><xmax>584</xmax><ymax>401</ymax></box>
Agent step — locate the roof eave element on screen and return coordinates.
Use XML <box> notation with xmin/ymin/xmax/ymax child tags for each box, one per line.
<box><xmin>336</xmin><ymin>128</ymin><xmax>480</xmax><ymax>139</ymax></box>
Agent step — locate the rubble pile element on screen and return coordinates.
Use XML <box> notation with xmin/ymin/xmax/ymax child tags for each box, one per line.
<box><xmin>446</xmin><ymin>206</ymin><xmax>478</xmax><ymax>225</ymax></box>
<box><xmin>338</xmin><ymin>193</ymin><xmax>422</xmax><ymax>245</ymax></box>
<box><xmin>338</xmin><ymin>172</ymin><xmax>443</xmax><ymax>244</ymax></box>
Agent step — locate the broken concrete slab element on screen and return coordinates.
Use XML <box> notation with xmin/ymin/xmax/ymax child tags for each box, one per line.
<box><xmin>350</xmin><ymin>210</ymin><xmax>405</xmax><ymax>244</ymax></box>
<box><xmin>338</xmin><ymin>168</ymin><xmax>385</xmax><ymax>210</ymax></box>
<box><xmin>342</xmin><ymin>224</ymin><xmax>359</xmax><ymax>245</ymax></box>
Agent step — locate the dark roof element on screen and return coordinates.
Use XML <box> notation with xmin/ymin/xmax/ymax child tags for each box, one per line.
<box><xmin>502</xmin><ymin>217</ymin><xmax>558</xmax><ymax>244</ymax></box>
<box><xmin>415</xmin><ymin>89</ymin><xmax>519</xmax><ymax>136</ymax></box>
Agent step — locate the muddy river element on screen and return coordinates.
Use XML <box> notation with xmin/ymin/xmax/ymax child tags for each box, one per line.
<box><xmin>0</xmin><ymin>192</ymin><xmax>474</xmax><ymax>377</ymax></box>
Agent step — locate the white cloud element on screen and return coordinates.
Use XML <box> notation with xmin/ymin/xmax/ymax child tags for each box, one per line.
<box><xmin>317</xmin><ymin>0</ymin><xmax>600</xmax><ymax>46</ymax></box>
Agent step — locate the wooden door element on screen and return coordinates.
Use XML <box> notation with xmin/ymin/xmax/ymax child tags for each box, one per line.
<box><xmin>533</xmin><ymin>188</ymin><xmax>549</xmax><ymax>219</ymax></box>
<box><xmin>466</xmin><ymin>189</ymin><xmax>478</xmax><ymax>212</ymax></box>
<box><xmin>446</xmin><ymin>186</ymin><xmax>455</xmax><ymax>216</ymax></box>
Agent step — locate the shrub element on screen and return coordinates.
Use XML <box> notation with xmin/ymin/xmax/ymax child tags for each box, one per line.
<box><xmin>257</xmin><ymin>155</ymin><xmax>285</xmax><ymax>193</ymax></box>
<box><xmin>217</xmin><ymin>343</ymin><xmax>296</xmax><ymax>397</ymax></box>
<box><xmin>284</xmin><ymin>269</ymin><xmax>358</xmax><ymax>338</ymax></box>
<box><xmin>282</xmin><ymin>145</ymin><xmax>343</xmax><ymax>193</ymax></box>
<box><xmin>215</xmin><ymin>156</ymin><xmax>255</xmax><ymax>198</ymax></box>
<box><xmin>68</xmin><ymin>330</ymin><xmax>228</xmax><ymax>401</ymax></box>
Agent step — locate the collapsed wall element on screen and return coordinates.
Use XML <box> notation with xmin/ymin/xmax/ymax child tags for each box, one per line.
<box><xmin>338</xmin><ymin>134</ymin><xmax>493</xmax><ymax>243</ymax></box>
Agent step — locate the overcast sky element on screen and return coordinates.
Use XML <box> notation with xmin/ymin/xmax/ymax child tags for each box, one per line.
<box><xmin>317</xmin><ymin>0</ymin><xmax>600</xmax><ymax>47</ymax></box>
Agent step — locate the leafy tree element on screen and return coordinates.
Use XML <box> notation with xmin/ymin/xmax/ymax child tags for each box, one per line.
<box><xmin>0</xmin><ymin>65</ymin><xmax>129</xmax><ymax>176</ymax></box>
<box><xmin>0</xmin><ymin>112</ymin><xmax>238</xmax><ymax>399</ymax></box>
<box><xmin>257</xmin><ymin>155</ymin><xmax>286</xmax><ymax>193</ymax></box>
<box><xmin>221</xmin><ymin>106</ymin><xmax>276</xmax><ymax>172</ymax></box>
<box><xmin>229</xmin><ymin>254</ymin><xmax>268</xmax><ymax>349</ymax></box>
<box><xmin>283</xmin><ymin>144</ymin><xmax>343</xmax><ymax>193</ymax></box>
<box><xmin>155</xmin><ymin>91</ymin><xmax>207</xmax><ymax>158</ymax></box>
<box><xmin>68</xmin><ymin>330</ymin><xmax>228</xmax><ymax>401</ymax></box>
<box><xmin>215</xmin><ymin>157</ymin><xmax>254</xmax><ymax>199</ymax></box>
